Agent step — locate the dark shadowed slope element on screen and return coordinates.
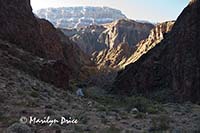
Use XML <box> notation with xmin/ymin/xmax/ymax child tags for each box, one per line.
<box><xmin>114</xmin><ymin>0</ymin><xmax>200</xmax><ymax>103</ymax></box>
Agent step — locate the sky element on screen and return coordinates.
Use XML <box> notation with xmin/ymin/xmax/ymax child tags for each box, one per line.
<box><xmin>31</xmin><ymin>0</ymin><xmax>189</xmax><ymax>23</ymax></box>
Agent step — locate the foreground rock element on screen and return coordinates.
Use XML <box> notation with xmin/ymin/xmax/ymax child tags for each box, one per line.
<box><xmin>0</xmin><ymin>0</ymin><xmax>96</xmax><ymax>85</ymax></box>
<box><xmin>0</xmin><ymin>40</ymin><xmax>69</xmax><ymax>89</ymax></box>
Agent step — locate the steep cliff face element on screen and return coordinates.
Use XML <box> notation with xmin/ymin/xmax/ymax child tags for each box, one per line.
<box><xmin>62</xmin><ymin>19</ymin><xmax>154</xmax><ymax>70</ymax></box>
<box><xmin>101</xmin><ymin>19</ymin><xmax>154</xmax><ymax>49</ymax></box>
<box><xmin>0</xmin><ymin>0</ymin><xmax>46</xmax><ymax>58</ymax></box>
<box><xmin>35</xmin><ymin>6</ymin><xmax>127</xmax><ymax>29</ymax></box>
<box><xmin>123</xmin><ymin>21</ymin><xmax>174</xmax><ymax>67</ymax></box>
<box><xmin>0</xmin><ymin>0</ymin><xmax>71</xmax><ymax>88</ymax></box>
<box><xmin>62</xmin><ymin>19</ymin><xmax>154</xmax><ymax>55</ymax></box>
<box><xmin>92</xmin><ymin>21</ymin><xmax>174</xmax><ymax>70</ymax></box>
<box><xmin>37</xmin><ymin>19</ymin><xmax>65</xmax><ymax>59</ymax></box>
<box><xmin>114</xmin><ymin>1</ymin><xmax>200</xmax><ymax>103</ymax></box>
<box><xmin>0</xmin><ymin>0</ymin><xmax>67</xmax><ymax>60</ymax></box>
<box><xmin>0</xmin><ymin>0</ymin><xmax>95</xmax><ymax>88</ymax></box>
<box><xmin>62</xmin><ymin>25</ymin><xmax>107</xmax><ymax>55</ymax></box>
<box><xmin>92</xmin><ymin>43</ymin><xmax>134</xmax><ymax>70</ymax></box>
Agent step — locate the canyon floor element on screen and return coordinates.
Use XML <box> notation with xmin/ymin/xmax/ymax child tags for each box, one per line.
<box><xmin>0</xmin><ymin>63</ymin><xmax>200</xmax><ymax>133</ymax></box>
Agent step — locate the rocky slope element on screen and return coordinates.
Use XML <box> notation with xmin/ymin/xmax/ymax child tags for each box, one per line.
<box><xmin>35</xmin><ymin>6</ymin><xmax>127</xmax><ymax>29</ymax></box>
<box><xmin>123</xmin><ymin>21</ymin><xmax>175</xmax><ymax>67</ymax></box>
<box><xmin>0</xmin><ymin>0</ymin><xmax>96</xmax><ymax>82</ymax></box>
<box><xmin>1</xmin><ymin>47</ymin><xmax>200</xmax><ymax>132</ymax></box>
<box><xmin>113</xmin><ymin>0</ymin><xmax>200</xmax><ymax>103</ymax></box>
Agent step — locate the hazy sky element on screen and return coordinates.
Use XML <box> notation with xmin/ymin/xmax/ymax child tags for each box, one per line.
<box><xmin>31</xmin><ymin>0</ymin><xmax>189</xmax><ymax>22</ymax></box>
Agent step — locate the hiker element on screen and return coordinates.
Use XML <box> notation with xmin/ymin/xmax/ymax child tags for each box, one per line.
<box><xmin>76</xmin><ymin>85</ymin><xmax>84</xmax><ymax>97</ymax></box>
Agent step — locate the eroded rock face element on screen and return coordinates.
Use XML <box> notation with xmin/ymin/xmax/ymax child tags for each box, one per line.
<box><xmin>123</xmin><ymin>21</ymin><xmax>175</xmax><ymax>67</ymax></box>
<box><xmin>92</xmin><ymin>19</ymin><xmax>154</xmax><ymax>70</ymax></box>
<box><xmin>114</xmin><ymin>1</ymin><xmax>200</xmax><ymax>103</ymax></box>
<box><xmin>62</xmin><ymin>25</ymin><xmax>108</xmax><ymax>55</ymax></box>
<box><xmin>92</xmin><ymin>43</ymin><xmax>134</xmax><ymax>70</ymax></box>
<box><xmin>63</xmin><ymin>19</ymin><xmax>154</xmax><ymax>70</ymax></box>
<box><xmin>101</xmin><ymin>19</ymin><xmax>154</xmax><ymax>49</ymax></box>
<box><xmin>92</xmin><ymin>21</ymin><xmax>174</xmax><ymax>70</ymax></box>
<box><xmin>62</xmin><ymin>19</ymin><xmax>154</xmax><ymax>54</ymax></box>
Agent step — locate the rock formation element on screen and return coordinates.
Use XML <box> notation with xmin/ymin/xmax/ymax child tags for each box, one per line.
<box><xmin>123</xmin><ymin>21</ymin><xmax>174</xmax><ymax>67</ymax></box>
<box><xmin>92</xmin><ymin>20</ymin><xmax>174</xmax><ymax>70</ymax></box>
<box><xmin>35</xmin><ymin>6</ymin><xmax>127</xmax><ymax>29</ymax></box>
<box><xmin>92</xmin><ymin>42</ymin><xmax>134</xmax><ymax>70</ymax></box>
<box><xmin>61</xmin><ymin>25</ymin><xmax>107</xmax><ymax>55</ymax></box>
<box><xmin>63</xmin><ymin>19</ymin><xmax>154</xmax><ymax>55</ymax></box>
<box><xmin>62</xmin><ymin>19</ymin><xmax>154</xmax><ymax>70</ymax></box>
<box><xmin>113</xmin><ymin>1</ymin><xmax>200</xmax><ymax>103</ymax></box>
<box><xmin>0</xmin><ymin>0</ymin><xmax>95</xmax><ymax>88</ymax></box>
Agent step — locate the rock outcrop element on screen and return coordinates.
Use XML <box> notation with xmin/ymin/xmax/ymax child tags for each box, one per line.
<box><xmin>113</xmin><ymin>1</ymin><xmax>200</xmax><ymax>103</ymax></box>
<box><xmin>35</xmin><ymin>6</ymin><xmax>127</xmax><ymax>29</ymax></box>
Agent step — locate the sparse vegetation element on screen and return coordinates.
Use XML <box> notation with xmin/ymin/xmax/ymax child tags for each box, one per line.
<box><xmin>125</xmin><ymin>96</ymin><xmax>163</xmax><ymax>114</ymax></box>
<box><xmin>88</xmin><ymin>94</ymin><xmax>163</xmax><ymax>114</ymax></box>
<box><xmin>101</xmin><ymin>125</ymin><xmax>121</xmax><ymax>133</ymax></box>
<box><xmin>150</xmin><ymin>114</ymin><xmax>171</xmax><ymax>132</ymax></box>
<box><xmin>30</xmin><ymin>90</ymin><xmax>39</xmax><ymax>98</ymax></box>
<box><xmin>134</xmin><ymin>112</ymin><xmax>146</xmax><ymax>119</ymax></box>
